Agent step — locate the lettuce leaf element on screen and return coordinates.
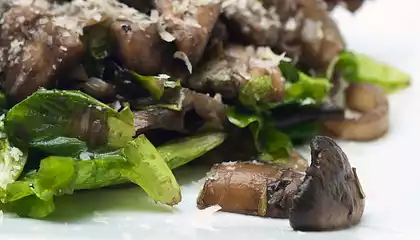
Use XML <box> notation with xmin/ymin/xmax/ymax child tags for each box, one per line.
<box><xmin>328</xmin><ymin>51</ymin><xmax>411</xmax><ymax>93</ymax></box>
<box><xmin>121</xmin><ymin>135</ymin><xmax>181</xmax><ymax>206</ymax></box>
<box><xmin>5</xmin><ymin>89</ymin><xmax>135</xmax><ymax>156</ymax></box>
<box><xmin>227</xmin><ymin>108</ymin><xmax>292</xmax><ymax>161</ymax></box>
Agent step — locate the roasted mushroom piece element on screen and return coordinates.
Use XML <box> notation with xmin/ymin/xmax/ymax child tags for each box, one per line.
<box><xmin>153</xmin><ymin>0</ymin><xmax>222</xmax><ymax>68</ymax></box>
<box><xmin>290</xmin><ymin>136</ymin><xmax>365</xmax><ymax>231</ymax></box>
<box><xmin>197</xmin><ymin>136</ymin><xmax>365</xmax><ymax>231</ymax></box>
<box><xmin>197</xmin><ymin>161</ymin><xmax>305</xmax><ymax>218</ymax></box>
<box><xmin>0</xmin><ymin>5</ymin><xmax>83</xmax><ymax>102</ymax></box>
<box><xmin>322</xmin><ymin>83</ymin><xmax>389</xmax><ymax>141</ymax></box>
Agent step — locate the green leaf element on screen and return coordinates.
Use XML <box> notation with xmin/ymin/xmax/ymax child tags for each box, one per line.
<box><xmin>74</xmin><ymin>150</ymin><xmax>129</xmax><ymax>190</ymax></box>
<box><xmin>33</xmin><ymin>157</ymin><xmax>76</xmax><ymax>201</ymax></box>
<box><xmin>129</xmin><ymin>72</ymin><xmax>165</xmax><ymax>100</ymax></box>
<box><xmin>5</xmin><ymin>195</ymin><xmax>54</xmax><ymax>219</ymax></box>
<box><xmin>239</xmin><ymin>75</ymin><xmax>277</xmax><ymax>111</ymax></box>
<box><xmin>227</xmin><ymin>108</ymin><xmax>292</xmax><ymax>160</ymax></box>
<box><xmin>330</xmin><ymin>51</ymin><xmax>411</xmax><ymax>93</ymax></box>
<box><xmin>0</xmin><ymin>114</ymin><xmax>28</xmax><ymax>190</ymax></box>
<box><xmin>285</xmin><ymin>72</ymin><xmax>332</xmax><ymax>103</ymax></box>
<box><xmin>279</xmin><ymin>61</ymin><xmax>299</xmax><ymax>83</ymax></box>
<box><xmin>80</xmin><ymin>19</ymin><xmax>113</xmax><ymax>77</ymax></box>
<box><xmin>158</xmin><ymin>132</ymin><xmax>227</xmax><ymax>169</ymax></box>
<box><xmin>5</xmin><ymin>89</ymin><xmax>135</xmax><ymax>154</ymax></box>
<box><xmin>121</xmin><ymin>135</ymin><xmax>181</xmax><ymax>206</ymax></box>
<box><xmin>81</xmin><ymin>19</ymin><xmax>113</xmax><ymax>60</ymax></box>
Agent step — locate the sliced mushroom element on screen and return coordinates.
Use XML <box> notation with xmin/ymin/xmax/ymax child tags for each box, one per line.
<box><xmin>290</xmin><ymin>135</ymin><xmax>365</xmax><ymax>231</ymax></box>
<box><xmin>154</xmin><ymin>0</ymin><xmax>222</xmax><ymax>67</ymax></box>
<box><xmin>322</xmin><ymin>83</ymin><xmax>389</xmax><ymax>141</ymax></box>
<box><xmin>0</xmin><ymin>5</ymin><xmax>83</xmax><ymax>102</ymax></box>
<box><xmin>197</xmin><ymin>136</ymin><xmax>365</xmax><ymax>231</ymax></box>
<box><xmin>110</xmin><ymin>20</ymin><xmax>175</xmax><ymax>76</ymax></box>
<box><xmin>197</xmin><ymin>161</ymin><xmax>304</xmax><ymax>218</ymax></box>
<box><xmin>221</xmin><ymin>0</ymin><xmax>281</xmax><ymax>47</ymax></box>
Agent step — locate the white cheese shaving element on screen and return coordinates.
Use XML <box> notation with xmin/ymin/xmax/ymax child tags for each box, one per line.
<box><xmin>174</xmin><ymin>51</ymin><xmax>193</xmax><ymax>73</ymax></box>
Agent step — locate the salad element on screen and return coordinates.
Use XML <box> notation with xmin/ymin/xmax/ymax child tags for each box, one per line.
<box><xmin>0</xmin><ymin>0</ymin><xmax>410</xmax><ymax>224</ymax></box>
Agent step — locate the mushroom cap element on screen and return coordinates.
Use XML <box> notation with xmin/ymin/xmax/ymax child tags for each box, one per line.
<box><xmin>289</xmin><ymin>136</ymin><xmax>365</xmax><ymax>231</ymax></box>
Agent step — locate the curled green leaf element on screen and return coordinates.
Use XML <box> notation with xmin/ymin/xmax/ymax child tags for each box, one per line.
<box><xmin>121</xmin><ymin>135</ymin><xmax>181</xmax><ymax>206</ymax></box>
<box><xmin>227</xmin><ymin>108</ymin><xmax>292</xmax><ymax>160</ymax></box>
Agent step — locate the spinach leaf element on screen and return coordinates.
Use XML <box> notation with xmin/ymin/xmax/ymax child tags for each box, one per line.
<box><xmin>5</xmin><ymin>89</ymin><xmax>135</xmax><ymax>155</ymax></box>
<box><xmin>227</xmin><ymin>108</ymin><xmax>292</xmax><ymax>161</ymax></box>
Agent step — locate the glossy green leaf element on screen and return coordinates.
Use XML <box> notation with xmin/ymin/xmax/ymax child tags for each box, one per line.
<box><xmin>330</xmin><ymin>51</ymin><xmax>411</xmax><ymax>93</ymax></box>
<box><xmin>227</xmin><ymin>108</ymin><xmax>292</xmax><ymax>160</ymax></box>
<box><xmin>285</xmin><ymin>72</ymin><xmax>332</xmax><ymax>103</ymax></box>
<box><xmin>159</xmin><ymin>132</ymin><xmax>227</xmax><ymax>169</ymax></box>
<box><xmin>121</xmin><ymin>135</ymin><xmax>181</xmax><ymax>206</ymax></box>
<box><xmin>5</xmin><ymin>89</ymin><xmax>135</xmax><ymax>154</ymax></box>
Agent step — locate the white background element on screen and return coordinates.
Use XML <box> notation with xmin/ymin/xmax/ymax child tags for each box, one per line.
<box><xmin>1</xmin><ymin>0</ymin><xmax>420</xmax><ymax>239</ymax></box>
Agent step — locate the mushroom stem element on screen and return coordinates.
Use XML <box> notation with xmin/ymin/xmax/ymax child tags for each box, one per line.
<box><xmin>322</xmin><ymin>83</ymin><xmax>389</xmax><ymax>141</ymax></box>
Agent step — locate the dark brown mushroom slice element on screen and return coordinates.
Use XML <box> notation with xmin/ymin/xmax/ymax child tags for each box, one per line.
<box><xmin>197</xmin><ymin>161</ymin><xmax>304</xmax><ymax>218</ymax></box>
<box><xmin>110</xmin><ymin>20</ymin><xmax>174</xmax><ymax>76</ymax></box>
<box><xmin>153</xmin><ymin>0</ymin><xmax>222</xmax><ymax>67</ymax></box>
<box><xmin>262</xmin><ymin>0</ymin><xmax>345</xmax><ymax>70</ymax></box>
<box><xmin>221</xmin><ymin>0</ymin><xmax>281</xmax><ymax>47</ymax></box>
<box><xmin>0</xmin><ymin>5</ymin><xmax>84</xmax><ymax>102</ymax></box>
<box><xmin>322</xmin><ymin>83</ymin><xmax>389</xmax><ymax>141</ymax></box>
<box><xmin>289</xmin><ymin>136</ymin><xmax>365</xmax><ymax>231</ymax></box>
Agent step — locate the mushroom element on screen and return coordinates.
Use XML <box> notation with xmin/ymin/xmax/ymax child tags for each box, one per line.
<box><xmin>197</xmin><ymin>161</ymin><xmax>305</xmax><ymax>218</ymax></box>
<box><xmin>153</xmin><ymin>0</ymin><xmax>222</xmax><ymax>67</ymax></box>
<box><xmin>322</xmin><ymin>83</ymin><xmax>389</xmax><ymax>141</ymax></box>
<box><xmin>0</xmin><ymin>5</ymin><xmax>83</xmax><ymax>102</ymax></box>
<box><xmin>289</xmin><ymin>135</ymin><xmax>365</xmax><ymax>231</ymax></box>
<box><xmin>196</xmin><ymin>136</ymin><xmax>365</xmax><ymax>231</ymax></box>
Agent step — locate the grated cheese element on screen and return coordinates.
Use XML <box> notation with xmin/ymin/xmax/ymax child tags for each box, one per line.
<box><xmin>174</xmin><ymin>51</ymin><xmax>193</xmax><ymax>74</ymax></box>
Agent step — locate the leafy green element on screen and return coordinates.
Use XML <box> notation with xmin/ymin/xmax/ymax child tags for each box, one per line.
<box><xmin>129</xmin><ymin>72</ymin><xmax>165</xmax><ymax>100</ymax></box>
<box><xmin>80</xmin><ymin>19</ymin><xmax>113</xmax><ymax>77</ymax></box>
<box><xmin>328</xmin><ymin>51</ymin><xmax>411</xmax><ymax>93</ymax></box>
<box><xmin>0</xmin><ymin>115</ymin><xmax>27</xmax><ymax>190</ymax></box>
<box><xmin>159</xmin><ymin>132</ymin><xmax>227</xmax><ymax>169</ymax></box>
<box><xmin>121</xmin><ymin>135</ymin><xmax>181</xmax><ymax>206</ymax></box>
<box><xmin>227</xmin><ymin>108</ymin><xmax>292</xmax><ymax>160</ymax></box>
<box><xmin>239</xmin><ymin>75</ymin><xmax>275</xmax><ymax>111</ymax></box>
<box><xmin>285</xmin><ymin>72</ymin><xmax>332</xmax><ymax>103</ymax></box>
<box><xmin>5</xmin><ymin>89</ymin><xmax>135</xmax><ymax>155</ymax></box>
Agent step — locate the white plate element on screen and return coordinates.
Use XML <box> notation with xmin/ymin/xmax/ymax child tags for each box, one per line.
<box><xmin>2</xmin><ymin>0</ymin><xmax>420</xmax><ymax>239</ymax></box>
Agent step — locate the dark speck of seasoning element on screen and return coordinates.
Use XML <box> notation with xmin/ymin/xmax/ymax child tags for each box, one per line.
<box><xmin>121</xmin><ymin>24</ymin><xmax>132</xmax><ymax>33</ymax></box>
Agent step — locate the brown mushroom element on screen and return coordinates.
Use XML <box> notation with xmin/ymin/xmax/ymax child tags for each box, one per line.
<box><xmin>110</xmin><ymin>20</ymin><xmax>174</xmax><ymax>75</ymax></box>
<box><xmin>289</xmin><ymin>135</ymin><xmax>365</xmax><ymax>231</ymax></box>
<box><xmin>196</xmin><ymin>136</ymin><xmax>365</xmax><ymax>231</ymax></box>
<box><xmin>154</xmin><ymin>0</ymin><xmax>222</xmax><ymax>67</ymax></box>
<box><xmin>322</xmin><ymin>83</ymin><xmax>389</xmax><ymax>141</ymax></box>
<box><xmin>197</xmin><ymin>161</ymin><xmax>305</xmax><ymax>218</ymax></box>
<box><xmin>0</xmin><ymin>5</ymin><xmax>83</xmax><ymax>102</ymax></box>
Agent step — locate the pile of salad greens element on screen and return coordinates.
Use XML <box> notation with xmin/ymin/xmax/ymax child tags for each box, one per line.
<box><xmin>0</xmin><ymin>0</ymin><xmax>411</xmax><ymax>219</ymax></box>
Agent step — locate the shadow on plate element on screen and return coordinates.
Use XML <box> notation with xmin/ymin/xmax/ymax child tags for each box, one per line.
<box><xmin>45</xmin><ymin>166</ymin><xmax>210</xmax><ymax>222</ymax></box>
